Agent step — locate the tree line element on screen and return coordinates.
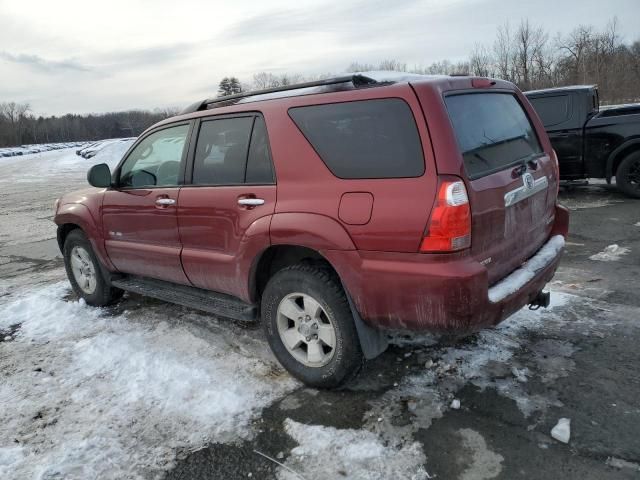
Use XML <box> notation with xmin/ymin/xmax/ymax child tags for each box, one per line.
<box><xmin>2</xmin><ymin>17</ymin><xmax>638</xmax><ymax>148</ymax></box>
<box><xmin>225</xmin><ymin>17</ymin><xmax>639</xmax><ymax>106</ymax></box>
<box><xmin>0</xmin><ymin>104</ymin><xmax>179</xmax><ymax>148</ymax></box>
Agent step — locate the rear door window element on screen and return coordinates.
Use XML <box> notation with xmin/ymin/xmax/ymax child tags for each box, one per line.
<box><xmin>192</xmin><ymin>115</ymin><xmax>275</xmax><ymax>185</ymax></box>
<box><xmin>288</xmin><ymin>98</ymin><xmax>424</xmax><ymax>179</ymax></box>
<box><xmin>193</xmin><ymin>117</ymin><xmax>254</xmax><ymax>185</ymax></box>
<box><xmin>445</xmin><ymin>93</ymin><xmax>543</xmax><ymax>180</ymax></box>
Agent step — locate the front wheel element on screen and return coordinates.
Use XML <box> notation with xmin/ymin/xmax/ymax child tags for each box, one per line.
<box><xmin>63</xmin><ymin>229</ymin><xmax>123</xmax><ymax>306</ymax></box>
<box><xmin>261</xmin><ymin>264</ymin><xmax>363</xmax><ymax>388</ymax></box>
<box><xmin>616</xmin><ymin>151</ymin><xmax>640</xmax><ymax>198</ymax></box>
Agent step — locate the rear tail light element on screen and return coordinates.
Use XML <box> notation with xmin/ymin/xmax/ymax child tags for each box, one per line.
<box><xmin>420</xmin><ymin>177</ymin><xmax>471</xmax><ymax>253</ymax></box>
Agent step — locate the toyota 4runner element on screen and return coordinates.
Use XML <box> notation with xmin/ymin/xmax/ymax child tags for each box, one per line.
<box><xmin>54</xmin><ymin>73</ymin><xmax>569</xmax><ymax>387</ymax></box>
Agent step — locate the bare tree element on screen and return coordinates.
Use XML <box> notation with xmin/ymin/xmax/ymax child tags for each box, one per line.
<box><xmin>557</xmin><ymin>25</ymin><xmax>594</xmax><ymax>84</ymax></box>
<box><xmin>346</xmin><ymin>62</ymin><xmax>376</xmax><ymax>72</ymax></box>
<box><xmin>0</xmin><ymin>102</ymin><xmax>30</xmax><ymax>145</ymax></box>
<box><xmin>378</xmin><ymin>59</ymin><xmax>407</xmax><ymax>72</ymax></box>
<box><xmin>469</xmin><ymin>44</ymin><xmax>493</xmax><ymax>77</ymax></box>
<box><xmin>252</xmin><ymin>72</ymin><xmax>282</xmax><ymax>89</ymax></box>
<box><xmin>494</xmin><ymin>22</ymin><xmax>516</xmax><ymax>82</ymax></box>
<box><xmin>513</xmin><ymin>19</ymin><xmax>549</xmax><ymax>89</ymax></box>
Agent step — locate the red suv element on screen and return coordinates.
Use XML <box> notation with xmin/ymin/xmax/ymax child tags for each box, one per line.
<box><xmin>54</xmin><ymin>73</ymin><xmax>569</xmax><ymax>387</ymax></box>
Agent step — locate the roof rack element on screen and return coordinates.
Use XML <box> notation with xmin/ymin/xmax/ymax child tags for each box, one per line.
<box><xmin>181</xmin><ymin>74</ymin><xmax>378</xmax><ymax>114</ymax></box>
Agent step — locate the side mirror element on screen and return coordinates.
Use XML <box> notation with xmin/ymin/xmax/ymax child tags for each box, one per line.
<box><xmin>87</xmin><ymin>163</ymin><xmax>112</xmax><ymax>188</ymax></box>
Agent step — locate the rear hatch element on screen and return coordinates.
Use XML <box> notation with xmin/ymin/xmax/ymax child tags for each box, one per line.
<box><xmin>444</xmin><ymin>91</ymin><xmax>558</xmax><ymax>284</ymax></box>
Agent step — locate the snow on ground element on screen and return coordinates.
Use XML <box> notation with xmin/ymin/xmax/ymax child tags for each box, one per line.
<box><xmin>278</xmin><ymin>419</ymin><xmax>430</xmax><ymax>480</ymax></box>
<box><xmin>274</xmin><ymin>292</ymin><xmax>578</xmax><ymax>479</ymax></box>
<box><xmin>0</xmin><ymin>282</ymin><xmax>296</xmax><ymax>479</ymax></box>
<box><xmin>364</xmin><ymin>290</ymin><xmax>576</xmax><ymax>455</ymax></box>
<box><xmin>589</xmin><ymin>244</ymin><xmax>630</xmax><ymax>261</ymax></box>
<box><xmin>0</xmin><ymin>139</ymin><xmax>133</xmax><ymax>184</ymax></box>
<box><xmin>0</xmin><ymin>142</ymin><xmax>134</xmax><ymax>249</ymax></box>
<box><xmin>2</xmin><ymin>144</ymin><xmax>631</xmax><ymax>478</ymax></box>
<box><xmin>560</xmin><ymin>195</ymin><xmax>623</xmax><ymax>211</ymax></box>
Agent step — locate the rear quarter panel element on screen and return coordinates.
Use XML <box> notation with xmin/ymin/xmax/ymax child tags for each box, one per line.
<box><xmin>261</xmin><ymin>83</ymin><xmax>439</xmax><ymax>253</ymax></box>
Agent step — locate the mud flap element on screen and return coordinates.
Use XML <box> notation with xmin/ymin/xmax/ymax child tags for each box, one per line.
<box><xmin>344</xmin><ymin>290</ymin><xmax>388</xmax><ymax>360</ymax></box>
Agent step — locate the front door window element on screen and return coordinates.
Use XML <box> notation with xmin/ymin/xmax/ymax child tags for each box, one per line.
<box><xmin>119</xmin><ymin>124</ymin><xmax>189</xmax><ymax>188</ymax></box>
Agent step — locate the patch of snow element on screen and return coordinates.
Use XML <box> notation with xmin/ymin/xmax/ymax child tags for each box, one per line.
<box><xmin>450</xmin><ymin>399</ymin><xmax>461</xmax><ymax>409</ymax></box>
<box><xmin>0</xmin><ymin>283</ymin><xmax>296</xmax><ymax>479</ymax></box>
<box><xmin>550</xmin><ymin>418</ymin><xmax>571</xmax><ymax>443</ymax></box>
<box><xmin>355</xmin><ymin>71</ymin><xmax>443</xmax><ymax>83</ymax></box>
<box><xmin>589</xmin><ymin>244</ymin><xmax>629</xmax><ymax>262</ymax></box>
<box><xmin>238</xmin><ymin>86</ymin><xmax>326</xmax><ymax>103</ymax></box>
<box><xmin>278</xmin><ymin>419</ymin><xmax>430</xmax><ymax>480</ymax></box>
<box><xmin>364</xmin><ymin>373</ymin><xmax>445</xmax><ymax>448</ymax></box>
<box><xmin>458</xmin><ymin>428</ymin><xmax>504</xmax><ymax>480</ymax></box>
<box><xmin>489</xmin><ymin>235</ymin><xmax>565</xmax><ymax>302</ymax></box>
<box><xmin>377</xmin><ymin>291</ymin><xmax>579</xmax><ymax>425</ymax></box>
<box><xmin>561</xmin><ymin>197</ymin><xmax>623</xmax><ymax>210</ymax></box>
<box><xmin>511</xmin><ymin>366</ymin><xmax>529</xmax><ymax>382</ymax></box>
<box><xmin>606</xmin><ymin>457</ymin><xmax>640</xmax><ymax>471</ymax></box>
<box><xmin>0</xmin><ymin>447</ymin><xmax>25</xmax><ymax>478</ymax></box>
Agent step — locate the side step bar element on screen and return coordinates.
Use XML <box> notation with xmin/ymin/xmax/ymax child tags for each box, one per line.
<box><xmin>111</xmin><ymin>276</ymin><xmax>258</xmax><ymax>322</ymax></box>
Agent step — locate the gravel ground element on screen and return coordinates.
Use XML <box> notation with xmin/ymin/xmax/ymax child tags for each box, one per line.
<box><xmin>0</xmin><ymin>149</ymin><xmax>638</xmax><ymax>479</ymax></box>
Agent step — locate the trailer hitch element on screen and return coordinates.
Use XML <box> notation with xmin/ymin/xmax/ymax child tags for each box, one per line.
<box><xmin>529</xmin><ymin>290</ymin><xmax>551</xmax><ymax>310</ymax></box>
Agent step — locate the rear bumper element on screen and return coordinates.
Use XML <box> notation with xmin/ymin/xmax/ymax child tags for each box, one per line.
<box><xmin>325</xmin><ymin>204</ymin><xmax>569</xmax><ymax>332</ymax></box>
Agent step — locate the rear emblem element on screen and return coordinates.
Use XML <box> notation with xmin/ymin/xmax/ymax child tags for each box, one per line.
<box><xmin>523</xmin><ymin>173</ymin><xmax>535</xmax><ymax>190</ymax></box>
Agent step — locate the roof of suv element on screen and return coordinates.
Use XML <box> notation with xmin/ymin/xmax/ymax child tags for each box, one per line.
<box><xmin>181</xmin><ymin>71</ymin><xmax>451</xmax><ymax>114</ymax></box>
<box><xmin>151</xmin><ymin>72</ymin><xmax>516</xmax><ymax>133</ymax></box>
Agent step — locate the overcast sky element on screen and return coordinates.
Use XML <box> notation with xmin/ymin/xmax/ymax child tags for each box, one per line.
<box><xmin>0</xmin><ymin>0</ymin><xmax>638</xmax><ymax>116</ymax></box>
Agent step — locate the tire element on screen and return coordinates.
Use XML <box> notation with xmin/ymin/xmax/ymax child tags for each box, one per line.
<box><xmin>615</xmin><ymin>151</ymin><xmax>640</xmax><ymax>199</ymax></box>
<box><xmin>261</xmin><ymin>264</ymin><xmax>363</xmax><ymax>388</ymax></box>
<box><xmin>63</xmin><ymin>229</ymin><xmax>123</xmax><ymax>306</ymax></box>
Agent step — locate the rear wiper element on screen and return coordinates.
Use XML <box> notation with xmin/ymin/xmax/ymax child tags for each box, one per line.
<box><xmin>472</xmin><ymin>152</ymin><xmax>491</xmax><ymax>166</ymax></box>
<box><xmin>487</xmin><ymin>134</ymin><xmax>527</xmax><ymax>148</ymax></box>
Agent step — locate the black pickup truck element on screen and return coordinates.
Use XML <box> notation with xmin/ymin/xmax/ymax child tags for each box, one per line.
<box><xmin>525</xmin><ymin>86</ymin><xmax>640</xmax><ymax>198</ymax></box>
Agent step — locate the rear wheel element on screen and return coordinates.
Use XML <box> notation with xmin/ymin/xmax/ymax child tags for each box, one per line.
<box><xmin>63</xmin><ymin>229</ymin><xmax>123</xmax><ymax>306</ymax></box>
<box><xmin>261</xmin><ymin>264</ymin><xmax>363</xmax><ymax>388</ymax></box>
<box><xmin>616</xmin><ymin>151</ymin><xmax>640</xmax><ymax>198</ymax></box>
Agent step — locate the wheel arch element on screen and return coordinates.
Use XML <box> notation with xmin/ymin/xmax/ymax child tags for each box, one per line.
<box><xmin>250</xmin><ymin>243</ymin><xmax>388</xmax><ymax>359</ymax></box>
<box><xmin>55</xmin><ymin>204</ymin><xmax>116</xmax><ymax>271</ymax></box>
<box><xmin>56</xmin><ymin>223</ymin><xmax>81</xmax><ymax>252</ymax></box>
<box><xmin>606</xmin><ymin>138</ymin><xmax>640</xmax><ymax>182</ymax></box>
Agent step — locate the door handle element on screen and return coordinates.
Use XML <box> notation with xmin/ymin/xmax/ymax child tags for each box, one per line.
<box><xmin>155</xmin><ymin>198</ymin><xmax>176</xmax><ymax>206</ymax></box>
<box><xmin>238</xmin><ymin>198</ymin><xmax>265</xmax><ymax>206</ymax></box>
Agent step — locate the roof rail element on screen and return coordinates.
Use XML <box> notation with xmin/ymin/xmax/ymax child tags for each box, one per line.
<box><xmin>181</xmin><ymin>74</ymin><xmax>378</xmax><ymax>114</ymax></box>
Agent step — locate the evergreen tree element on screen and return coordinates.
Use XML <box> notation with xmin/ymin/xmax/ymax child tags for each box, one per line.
<box><xmin>229</xmin><ymin>77</ymin><xmax>243</xmax><ymax>94</ymax></box>
<box><xmin>217</xmin><ymin>77</ymin><xmax>233</xmax><ymax>97</ymax></box>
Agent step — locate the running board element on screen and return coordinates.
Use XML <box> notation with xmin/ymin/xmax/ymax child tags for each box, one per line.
<box><xmin>111</xmin><ymin>276</ymin><xmax>258</xmax><ymax>322</ymax></box>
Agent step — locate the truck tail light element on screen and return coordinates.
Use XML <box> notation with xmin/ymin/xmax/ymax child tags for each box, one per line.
<box><xmin>420</xmin><ymin>177</ymin><xmax>471</xmax><ymax>253</ymax></box>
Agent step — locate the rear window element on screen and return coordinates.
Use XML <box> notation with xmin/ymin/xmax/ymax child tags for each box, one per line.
<box><xmin>528</xmin><ymin>94</ymin><xmax>572</xmax><ymax>127</ymax></box>
<box><xmin>445</xmin><ymin>93</ymin><xmax>543</xmax><ymax>179</ymax></box>
<box><xmin>288</xmin><ymin>98</ymin><xmax>424</xmax><ymax>179</ymax></box>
